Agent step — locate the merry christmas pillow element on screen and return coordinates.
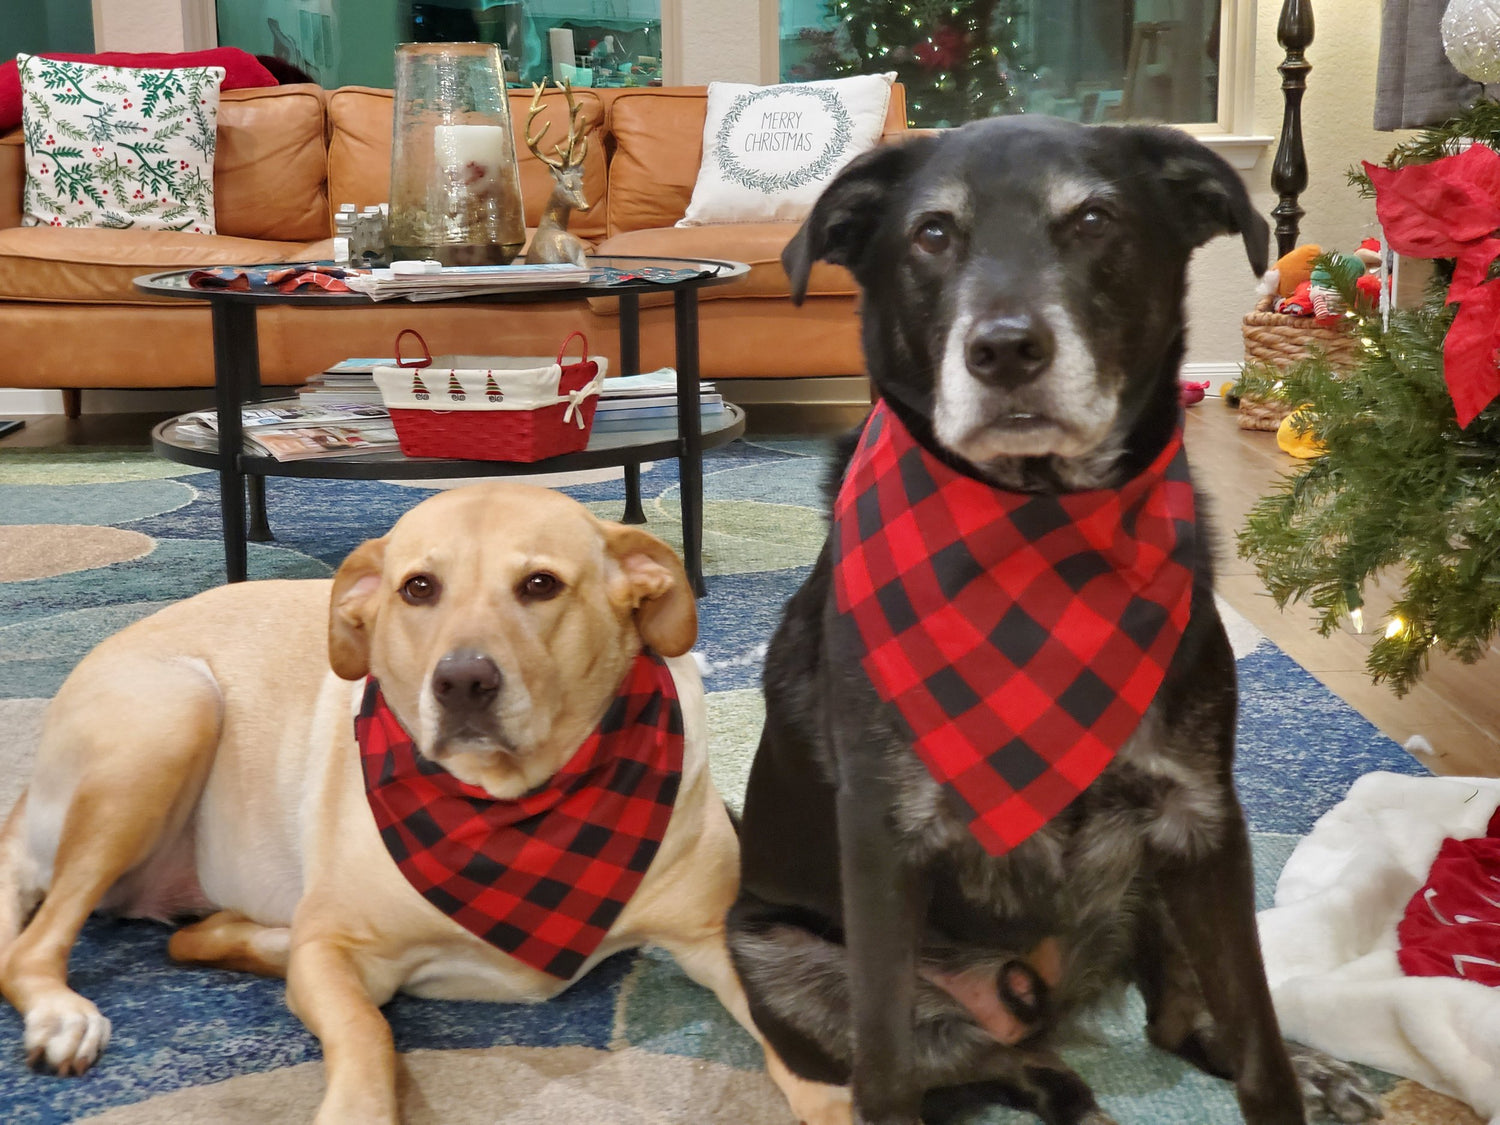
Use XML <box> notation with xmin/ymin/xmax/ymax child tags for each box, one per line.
<box><xmin>18</xmin><ymin>53</ymin><xmax>224</xmax><ymax>233</ymax></box>
<box><xmin>678</xmin><ymin>73</ymin><xmax>895</xmax><ymax>227</ymax></box>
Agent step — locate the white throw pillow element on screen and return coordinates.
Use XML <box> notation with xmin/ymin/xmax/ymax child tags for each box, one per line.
<box><xmin>677</xmin><ymin>73</ymin><xmax>895</xmax><ymax>227</ymax></box>
<box><xmin>18</xmin><ymin>53</ymin><xmax>224</xmax><ymax>233</ymax></box>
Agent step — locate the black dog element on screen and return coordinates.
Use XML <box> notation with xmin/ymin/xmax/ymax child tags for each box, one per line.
<box><xmin>728</xmin><ymin>117</ymin><xmax>1380</xmax><ymax>1125</ymax></box>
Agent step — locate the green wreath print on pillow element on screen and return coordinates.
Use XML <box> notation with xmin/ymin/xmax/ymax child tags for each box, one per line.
<box><xmin>678</xmin><ymin>73</ymin><xmax>894</xmax><ymax>227</ymax></box>
<box><xmin>18</xmin><ymin>54</ymin><xmax>224</xmax><ymax>233</ymax></box>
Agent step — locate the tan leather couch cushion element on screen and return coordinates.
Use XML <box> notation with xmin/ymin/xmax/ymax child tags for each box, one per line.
<box><xmin>0</xmin><ymin>227</ymin><xmax>332</xmax><ymax>304</ymax></box>
<box><xmin>589</xmin><ymin>222</ymin><xmax>855</xmax><ymax>314</ymax></box>
<box><xmin>326</xmin><ymin>86</ymin><xmax>608</xmax><ymax>242</ymax></box>
<box><xmin>605</xmin><ymin>89</ymin><xmax>706</xmax><ymax>238</ymax></box>
<box><xmin>0</xmin><ymin>133</ymin><xmax>20</xmax><ymax>230</ymax></box>
<box><xmin>215</xmin><ymin>85</ymin><xmax>328</xmax><ymax>243</ymax></box>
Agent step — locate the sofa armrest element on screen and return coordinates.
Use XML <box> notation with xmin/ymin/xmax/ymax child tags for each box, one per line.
<box><xmin>0</xmin><ymin>131</ymin><xmax>22</xmax><ymax>230</ymax></box>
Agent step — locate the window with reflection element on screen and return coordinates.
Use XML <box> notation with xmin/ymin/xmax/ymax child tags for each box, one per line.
<box><xmin>216</xmin><ymin>0</ymin><xmax>662</xmax><ymax>91</ymax></box>
<box><xmin>780</xmin><ymin>0</ymin><xmax>1221</xmax><ymax>129</ymax></box>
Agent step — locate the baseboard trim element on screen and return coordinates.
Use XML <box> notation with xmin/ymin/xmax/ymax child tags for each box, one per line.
<box><xmin>0</xmin><ymin>388</ymin><xmax>64</xmax><ymax>414</ymax></box>
<box><xmin>1</xmin><ymin>365</ymin><xmax>1245</xmax><ymax>418</ymax></box>
<box><xmin>0</xmin><ymin>387</ymin><xmax>215</xmax><ymax>415</ymax></box>
<box><xmin>1183</xmin><ymin>361</ymin><xmax>1242</xmax><ymax>382</ymax></box>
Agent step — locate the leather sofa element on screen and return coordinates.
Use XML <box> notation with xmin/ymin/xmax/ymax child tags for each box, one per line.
<box><xmin>0</xmin><ymin>82</ymin><xmax>907</xmax><ymax>400</ymax></box>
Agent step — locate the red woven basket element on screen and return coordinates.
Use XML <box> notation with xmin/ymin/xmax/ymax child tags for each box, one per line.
<box><xmin>385</xmin><ymin>330</ymin><xmax>600</xmax><ymax>463</ymax></box>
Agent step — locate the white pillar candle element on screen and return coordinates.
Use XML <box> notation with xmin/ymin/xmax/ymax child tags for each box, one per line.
<box><xmin>432</xmin><ymin>124</ymin><xmax>511</xmax><ymax>192</ymax></box>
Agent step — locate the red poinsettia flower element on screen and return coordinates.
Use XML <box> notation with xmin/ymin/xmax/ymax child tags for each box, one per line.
<box><xmin>913</xmin><ymin>24</ymin><xmax>966</xmax><ymax>72</ymax></box>
<box><xmin>1365</xmin><ymin>145</ymin><xmax>1500</xmax><ymax>427</ymax></box>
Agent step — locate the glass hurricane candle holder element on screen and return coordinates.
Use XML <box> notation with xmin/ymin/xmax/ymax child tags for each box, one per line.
<box><xmin>388</xmin><ymin>43</ymin><xmax>526</xmax><ymax>266</ymax></box>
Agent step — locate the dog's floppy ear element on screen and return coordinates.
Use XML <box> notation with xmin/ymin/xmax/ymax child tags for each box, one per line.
<box><xmin>328</xmin><ymin>535</ymin><xmax>387</xmax><ymax>680</ymax></box>
<box><xmin>603</xmin><ymin>523</ymin><xmax>697</xmax><ymax>658</ymax></box>
<box><xmin>783</xmin><ymin>137</ymin><xmax>929</xmax><ymax>304</ymax></box>
<box><xmin>1123</xmin><ymin>126</ymin><xmax>1269</xmax><ymax>276</ymax></box>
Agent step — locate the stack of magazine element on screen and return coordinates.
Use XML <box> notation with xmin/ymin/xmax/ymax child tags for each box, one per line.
<box><xmin>180</xmin><ymin>403</ymin><xmax>399</xmax><ymax>461</ymax></box>
<box><xmin>344</xmin><ymin>262</ymin><xmax>591</xmax><ymax>302</ymax></box>
<box><xmin>593</xmin><ymin>369</ymin><xmax>725</xmax><ymax>433</ymax></box>
<box><xmin>297</xmin><ymin>358</ymin><xmax>389</xmax><ymax>407</ymax></box>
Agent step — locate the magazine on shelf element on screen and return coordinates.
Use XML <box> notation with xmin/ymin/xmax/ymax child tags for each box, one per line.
<box><xmin>322</xmin><ymin>358</ymin><xmax>395</xmax><ymax>375</ymax></box>
<box><xmin>599</xmin><ymin>369</ymin><xmax>716</xmax><ymax>399</ymax></box>
<box><xmin>595</xmin><ymin>392</ymin><xmax>723</xmax><ymax>416</ymax></box>
<box><xmin>183</xmin><ymin>403</ymin><xmax>390</xmax><ymax>432</ymax></box>
<box><xmin>245</xmin><ymin>423</ymin><xmax>400</xmax><ymax>461</ymax></box>
<box><xmin>345</xmin><ymin>263</ymin><xmax>591</xmax><ymax>302</ymax></box>
<box><xmin>590</xmin><ymin>410</ymin><xmax>723</xmax><ymax>434</ymax></box>
<box><xmin>594</xmin><ymin>402</ymin><xmax>726</xmax><ymax>424</ymax></box>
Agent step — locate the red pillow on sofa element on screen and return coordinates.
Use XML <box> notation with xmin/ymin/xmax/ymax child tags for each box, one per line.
<box><xmin>0</xmin><ymin>48</ymin><xmax>279</xmax><ymax>133</ymax></box>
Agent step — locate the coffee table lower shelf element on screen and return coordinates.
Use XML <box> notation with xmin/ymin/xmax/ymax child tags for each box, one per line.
<box><xmin>152</xmin><ymin>403</ymin><xmax>746</xmax><ymax>594</ymax></box>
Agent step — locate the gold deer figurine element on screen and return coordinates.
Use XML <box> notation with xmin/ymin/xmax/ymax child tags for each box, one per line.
<box><xmin>524</xmin><ymin>81</ymin><xmax>591</xmax><ymax>267</ymax></box>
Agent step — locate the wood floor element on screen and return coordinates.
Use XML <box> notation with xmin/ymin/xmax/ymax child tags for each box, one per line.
<box><xmin>1186</xmin><ymin>403</ymin><xmax>1500</xmax><ymax>778</ymax></box>
<box><xmin>5</xmin><ymin>402</ymin><xmax>1499</xmax><ymax>776</ymax></box>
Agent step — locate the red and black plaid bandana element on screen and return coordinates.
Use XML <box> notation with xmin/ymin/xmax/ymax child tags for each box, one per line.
<box><xmin>833</xmin><ymin>401</ymin><xmax>1196</xmax><ymax>855</ymax></box>
<box><xmin>356</xmin><ymin>650</ymin><xmax>683</xmax><ymax>979</ymax></box>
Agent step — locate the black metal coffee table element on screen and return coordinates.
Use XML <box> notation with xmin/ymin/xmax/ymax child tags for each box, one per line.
<box><xmin>137</xmin><ymin>255</ymin><xmax>750</xmax><ymax>595</ymax></box>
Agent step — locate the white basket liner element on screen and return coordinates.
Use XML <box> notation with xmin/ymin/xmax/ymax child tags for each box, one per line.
<box><xmin>373</xmin><ymin>356</ymin><xmax>609</xmax><ymax>425</ymax></box>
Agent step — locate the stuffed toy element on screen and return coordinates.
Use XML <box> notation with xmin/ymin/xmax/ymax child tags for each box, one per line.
<box><xmin>1309</xmin><ymin>252</ymin><xmax>1367</xmax><ymax>326</ymax></box>
<box><xmin>1261</xmin><ymin>243</ymin><xmax>1321</xmax><ymax>299</ymax></box>
<box><xmin>1277</xmin><ymin>407</ymin><xmax>1326</xmax><ymax>459</ymax></box>
<box><xmin>1269</xmin><ymin>241</ymin><xmax>1387</xmax><ymax>321</ymax></box>
<box><xmin>1179</xmin><ymin>379</ymin><xmax>1210</xmax><ymax>406</ymax></box>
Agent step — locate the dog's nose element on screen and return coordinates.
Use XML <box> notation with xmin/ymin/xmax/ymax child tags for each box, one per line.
<box><xmin>964</xmin><ymin>313</ymin><xmax>1055</xmax><ymax>386</ymax></box>
<box><xmin>431</xmin><ymin>649</ymin><xmax>502</xmax><ymax>712</ymax></box>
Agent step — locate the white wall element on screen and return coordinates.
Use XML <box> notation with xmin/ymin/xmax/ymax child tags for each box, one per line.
<box><xmin>665</xmin><ymin>0</ymin><xmax>777</xmax><ymax>85</ymax></box>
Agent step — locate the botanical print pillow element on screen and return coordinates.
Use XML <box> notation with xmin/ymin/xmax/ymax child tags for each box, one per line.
<box><xmin>678</xmin><ymin>73</ymin><xmax>895</xmax><ymax>227</ymax></box>
<box><xmin>18</xmin><ymin>54</ymin><xmax>224</xmax><ymax>233</ymax></box>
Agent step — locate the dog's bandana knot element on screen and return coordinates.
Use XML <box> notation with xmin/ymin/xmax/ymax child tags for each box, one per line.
<box><xmin>832</xmin><ymin>401</ymin><xmax>1196</xmax><ymax>855</ymax></box>
<box><xmin>356</xmin><ymin>650</ymin><xmax>683</xmax><ymax>979</ymax></box>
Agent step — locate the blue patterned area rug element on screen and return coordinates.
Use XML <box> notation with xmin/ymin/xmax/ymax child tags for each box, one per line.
<box><xmin>0</xmin><ymin>438</ymin><xmax>1423</xmax><ymax>1124</ymax></box>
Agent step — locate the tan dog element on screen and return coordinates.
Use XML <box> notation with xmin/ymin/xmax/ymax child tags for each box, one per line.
<box><xmin>0</xmin><ymin>482</ymin><xmax>781</xmax><ymax>1124</ymax></box>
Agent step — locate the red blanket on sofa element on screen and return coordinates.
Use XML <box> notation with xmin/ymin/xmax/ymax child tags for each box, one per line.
<box><xmin>0</xmin><ymin>49</ymin><xmax>279</xmax><ymax>134</ymax></box>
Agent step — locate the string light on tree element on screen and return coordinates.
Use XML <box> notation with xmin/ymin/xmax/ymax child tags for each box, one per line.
<box><xmin>791</xmin><ymin>0</ymin><xmax>1031</xmax><ymax>127</ymax></box>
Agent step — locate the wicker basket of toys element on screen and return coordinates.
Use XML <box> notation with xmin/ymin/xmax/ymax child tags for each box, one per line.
<box><xmin>1238</xmin><ymin>299</ymin><xmax>1362</xmax><ymax>430</ymax></box>
<box><xmin>373</xmin><ymin>330</ymin><xmax>606</xmax><ymax>462</ymax></box>
<box><xmin>1237</xmin><ymin>244</ymin><xmax>1371</xmax><ymax>431</ymax></box>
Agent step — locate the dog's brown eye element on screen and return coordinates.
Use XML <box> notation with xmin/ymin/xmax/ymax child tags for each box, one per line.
<box><xmin>914</xmin><ymin>217</ymin><xmax>952</xmax><ymax>255</ymax></box>
<box><xmin>519</xmin><ymin>571</ymin><xmax>562</xmax><ymax>601</ymax></box>
<box><xmin>1073</xmin><ymin>206</ymin><xmax>1112</xmax><ymax>237</ymax></box>
<box><xmin>401</xmin><ymin>574</ymin><xmax>439</xmax><ymax>604</ymax></box>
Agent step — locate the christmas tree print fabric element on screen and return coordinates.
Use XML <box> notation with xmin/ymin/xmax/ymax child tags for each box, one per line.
<box><xmin>17</xmin><ymin>54</ymin><xmax>223</xmax><ymax>233</ymax></box>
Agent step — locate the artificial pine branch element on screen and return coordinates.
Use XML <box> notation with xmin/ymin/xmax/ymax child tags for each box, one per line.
<box><xmin>1235</xmin><ymin>274</ymin><xmax>1500</xmax><ymax>695</ymax></box>
<box><xmin>1347</xmin><ymin>97</ymin><xmax>1500</xmax><ymax>197</ymax></box>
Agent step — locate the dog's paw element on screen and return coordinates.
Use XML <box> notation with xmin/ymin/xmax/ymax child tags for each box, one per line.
<box><xmin>23</xmin><ymin>991</ymin><xmax>111</xmax><ymax>1075</ymax></box>
<box><xmin>1288</xmin><ymin>1042</ymin><xmax>1383</xmax><ymax>1122</ymax></box>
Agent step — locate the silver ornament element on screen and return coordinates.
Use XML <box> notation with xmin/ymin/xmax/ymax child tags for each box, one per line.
<box><xmin>1442</xmin><ymin>0</ymin><xmax>1500</xmax><ymax>84</ymax></box>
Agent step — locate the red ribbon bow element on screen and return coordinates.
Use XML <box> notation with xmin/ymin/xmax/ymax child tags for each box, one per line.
<box><xmin>1364</xmin><ymin>145</ymin><xmax>1500</xmax><ymax>427</ymax></box>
